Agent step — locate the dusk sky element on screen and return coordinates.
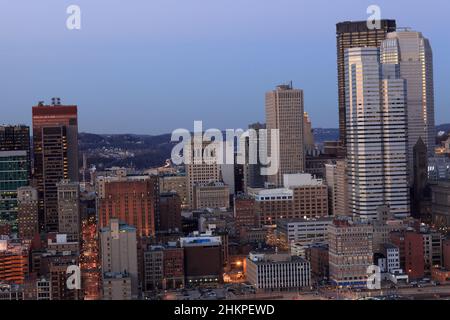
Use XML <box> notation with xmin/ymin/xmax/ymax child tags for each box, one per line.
<box><xmin>1</xmin><ymin>0</ymin><xmax>448</xmax><ymax>134</ymax></box>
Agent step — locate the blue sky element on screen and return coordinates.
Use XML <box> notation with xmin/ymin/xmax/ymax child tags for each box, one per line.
<box><xmin>0</xmin><ymin>0</ymin><xmax>448</xmax><ymax>134</ymax></box>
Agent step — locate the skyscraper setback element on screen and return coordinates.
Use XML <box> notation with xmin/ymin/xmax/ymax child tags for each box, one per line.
<box><xmin>32</xmin><ymin>99</ymin><xmax>79</xmax><ymax>232</ymax></box>
<box><xmin>265</xmin><ymin>83</ymin><xmax>305</xmax><ymax>186</ymax></box>
<box><xmin>336</xmin><ymin>20</ymin><xmax>397</xmax><ymax>155</ymax></box>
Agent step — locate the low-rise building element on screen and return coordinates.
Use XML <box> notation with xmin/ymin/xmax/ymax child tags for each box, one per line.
<box><xmin>246</xmin><ymin>252</ymin><xmax>311</xmax><ymax>291</ymax></box>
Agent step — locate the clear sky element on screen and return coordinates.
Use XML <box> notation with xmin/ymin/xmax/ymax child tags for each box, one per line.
<box><xmin>0</xmin><ymin>0</ymin><xmax>448</xmax><ymax>134</ymax></box>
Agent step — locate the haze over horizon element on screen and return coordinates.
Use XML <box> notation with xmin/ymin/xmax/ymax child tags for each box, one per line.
<box><xmin>1</xmin><ymin>0</ymin><xmax>449</xmax><ymax>135</ymax></box>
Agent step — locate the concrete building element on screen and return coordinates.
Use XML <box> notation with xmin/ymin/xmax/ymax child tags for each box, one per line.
<box><xmin>185</xmin><ymin>140</ymin><xmax>222</xmax><ymax>209</ymax></box>
<box><xmin>276</xmin><ymin>217</ymin><xmax>333</xmax><ymax>257</ymax></box>
<box><xmin>17</xmin><ymin>186</ymin><xmax>39</xmax><ymax>241</ymax></box>
<box><xmin>265</xmin><ymin>84</ymin><xmax>305</xmax><ymax>186</ymax></box>
<box><xmin>325</xmin><ymin>160</ymin><xmax>348</xmax><ymax>216</ymax></box>
<box><xmin>159</xmin><ymin>174</ymin><xmax>189</xmax><ymax>209</ymax></box>
<box><xmin>252</xmin><ymin>174</ymin><xmax>328</xmax><ymax>226</ymax></box>
<box><xmin>193</xmin><ymin>182</ymin><xmax>229</xmax><ymax>210</ymax></box>
<box><xmin>57</xmin><ymin>180</ymin><xmax>80</xmax><ymax>243</ymax></box>
<box><xmin>328</xmin><ymin>218</ymin><xmax>373</xmax><ymax>287</ymax></box>
<box><xmin>102</xmin><ymin>272</ymin><xmax>132</xmax><ymax>300</ymax></box>
<box><xmin>431</xmin><ymin>181</ymin><xmax>450</xmax><ymax>228</ymax></box>
<box><xmin>246</xmin><ymin>252</ymin><xmax>311</xmax><ymax>291</ymax></box>
<box><xmin>143</xmin><ymin>244</ymin><xmax>184</xmax><ymax>291</ymax></box>
<box><xmin>100</xmin><ymin>219</ymin><xmax>139</xmax><ymax>299</ymax></box>
<box><xmin>345</xmin><ymin>47</ymin><xmax>409</xmax><ymax>219</ymax></box>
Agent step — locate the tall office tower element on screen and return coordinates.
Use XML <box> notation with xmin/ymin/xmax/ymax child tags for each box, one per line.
<box><xmin>17</xmin><ymin>186</ymin><xmax>39</xmax><ymax>241</ymax></box>
<box><xmin>412</xmin><ymin>138</ymin><xmax>430</xmax><ymax>220</ymax></box>
<box><xmin>0</xmin><ymin>125</ymin><xmax>31</xmax><ymax>234</ymax></box>
<box><xmin>328</xmin><ymin>218</ymin><xmax>373</xmax><ymax>287</ymax></box>
<box><xmin>381</xmin><ymin>30</ymin><xmax>435</xmax><ymax>177</ymax></box>
<box><xmin>303</xmin><ymin>112</ymin><xmax>315</xmax><ymax>154</ymax></box>
<box><xmin>100</xmin><ymin>219</ymin><xmax>139</xmax><ymax>299</ymax></box>
<box><xmin>336</xmin><ymin>20</ymin><xmax>396</xmax><ymax>155</ymax></box>
<box><xmin>32</xmin><ymin>100</ymin><xmax>79</xmax><ymax>232</ymax></box>
<box><xmin>186</xmin><ymin>140</ymin><xmax>222</xmax><ymax>209</ymax></box>
<box><xmin>345</xmin><ymin>48</ymin><xmax>409</xmax><ymax>219</ymax></box>
<box><xmin>0</xmin><ymin>125</ymin><xmax>31</xmax><ymax>172</ymax></box>
<box><xmin>0</xmin><ymin>150</ymin><xmax>29</xmax><ymax>233</ymax></box>
<box><xmin>57</xmin><ymin>180</ymin><xmax>80</xmax><ymax>243</ymax></box>
<box><xmin>265</xmin><ymin>84</ymin><xmax>304</xmax><ymax>186</ymax></box>
<box><xmin>243</xmin><ymin>122</ymin><xmax>266</xmax><ymax>192</ymax></box>
<box><xmin>97</xmin><ymin>175</ymin><xmax>159</xmax><ymax>238</ymax></box>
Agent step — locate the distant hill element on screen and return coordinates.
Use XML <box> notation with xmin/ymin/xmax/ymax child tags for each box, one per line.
<box><xmin>80</xmin><ymin>125</ymin><xmax>448</xmax><ymax>170</ymax></box>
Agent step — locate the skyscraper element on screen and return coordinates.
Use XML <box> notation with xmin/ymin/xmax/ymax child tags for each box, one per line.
<box><xmin>17</xmin><ymin>186</ymin><xmax>39</xmax><ymax>241</ymax></box>
<box><xmin>0</xmin><ymin>151</ymin><xmax>29</xmax><ymax>232</ymax></box>
<box><xmin>265</xmin><ymin>83</ymin><xmax>304</xmax><ymax>186</ymax></box>
<box><xmin>345</xmin><ymin>47</ymin><xmax>409</xmax><ymax>219</ymax></box>
<box><xmin>57</xmin><ymin>180</ymin><xmax>80</xmax><ymax>243</ymax></box>
<box><xmin>0</xmin><ymin>125</ymin><xmax>31</xmax><ymax>233</ymax></box>
<box><xmin>381</xmin><ymin>30</ymin><xmax>435</xmax><ymax>178</ymax></box>
<box><xmin>336</xmin><ymin>20</ymin><xmax>397</xmax><ymax>155</ymax></box>
<box><xmin>32</xmin><ymin>99</ymin><xmax>79</xmax><ymax>232</ymax></box>
<box><xmin>100</xmin><ymin>219</ymin><xmax>139</xmax><ymax>299</ymax></box>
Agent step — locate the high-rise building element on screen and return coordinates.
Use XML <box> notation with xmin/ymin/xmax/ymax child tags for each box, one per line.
<box><xmin>0</xmin><ymin>151</ymin><xmax>29</xmax><ymax>233</ymax></box>
<box><xmin>17</xmin><ymin>186</ymin><xmax>39</xmax><ymax>241</ymax></box>
<box><xmin>328</xmin><ymin>218</ymin><xmax>373</xmax><ymax>287</ymax></box>
<box><xmin>159</xmin><ymin>174</ymin><xmax>189</xmax><ymax>209</ymax></box>
<box><xmin>303</xmin><ymin>112</ymin><xmax>315</xmax><ymax>154</ymax></box>
<box><xmin>336</xmin><ymin>20</ymin><xmax>396</xmax><ymax>154</ymax></box>
<box><xmin>265</xmin><ymin>84</ymin><xmax>305</xmax><ymax>186</ymax></box>
<box><xmin>0</xmin><ymin>241</ymin><xmax>30</xmax><ymax>285</ymax></box>
<box><xmin>431</xmin><ymin>181</ymin><xmax>450</xmax><ymax>228</ymax></box>
<box><xmin>345</xmin><ymin>47</ymin><xmax>409</xmax><ymax>219</ymax></box>
<box><xmin>0</xmin><ymin>125</ymin><xmax>31</xmax><ymax>174</ymax></box>
<box><xmin>97</xmin><ymin>175</ymin><xmax>159</xmax><ymax>238</ymax></box>
<box><xmin>325</xmin><ymin>159</ymin><xmax>348</xmax><ymax>216</ymax></box>
<box><xmin>186</xmin><ymin>140</ymin><xmax>222</xmax><ymax>208</ymax></box>
<box><xmin>100</xmin><ymin>219</ymin><xmax>139</xmax><ymax>299</ymax></box>
<box><xmin>243</xmin><ymin>122</ymin><xmax>267</xmax><ymax>192</ymax></box>
<box><xmin>32</xmin><ymin>100</ymin><xmax>79</xmax><ymax>232</ymax></box>
<box><xmin>381</xmin><ymin>30</ymin><xmax>435</xmax><ymax>175</ymax></box>
<box><xmin>57</xmin><ymin>180</ymin><xmax>80</xmax><ymax>243</ymax></box>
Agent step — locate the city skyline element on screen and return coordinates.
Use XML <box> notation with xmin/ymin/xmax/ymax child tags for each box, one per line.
<box><xmin>1</xmin><ymin>0</ymin><xmax>449</xmax><ymax>134</ymax></box>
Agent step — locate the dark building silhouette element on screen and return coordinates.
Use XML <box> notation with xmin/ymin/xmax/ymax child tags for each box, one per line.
<box><xmin>336</xmin><ymin>20</ymin><xmax>396</xmax><ymax>156</ymax></box>
<box><xmin>32</xmin><ymin>100</ymin><xmax>79</xmax><ymax>232</ymax></box>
